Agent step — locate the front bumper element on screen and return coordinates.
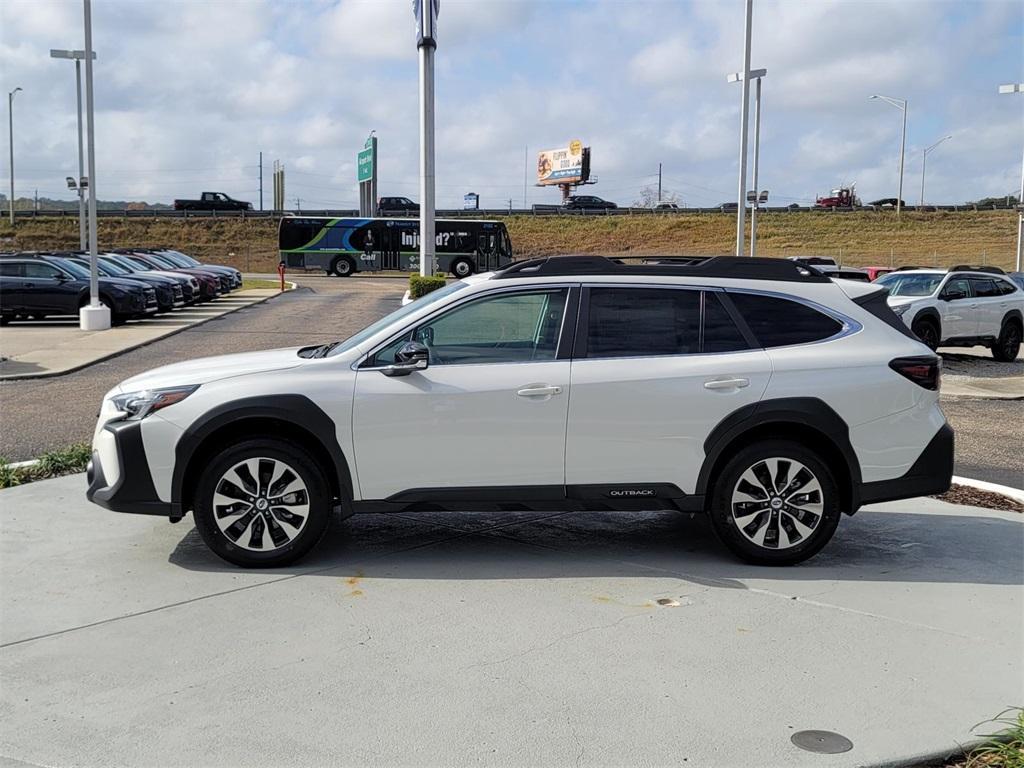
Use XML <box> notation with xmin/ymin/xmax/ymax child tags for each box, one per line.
<box><xmin>86</xmin><ymin>420</ymin><xmax>178</xmax><ymax>518</ymax></box>
<box><xmin>859</xmin><ymin>423</ymin><xmax>954</xmax><ymax>505</ymax></box>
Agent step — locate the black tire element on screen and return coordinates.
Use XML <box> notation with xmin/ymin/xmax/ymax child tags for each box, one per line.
<box><xmin>0</xmin><ymin>315</ymin><xmax>9</xmax><ymax>326</ymax></box>
<box><xmin>708</xmin><ymin>439</ymin><xmax>842</xmax><ymax>566</ymax></box>
<box><xmin>450</xmin><ymin>258</ymin><xmax>474</xmax><ymax>279</ymax></box>
<box><xmin>911</xmin><ymin>318</ymin><xmax>939</xmax><ymax>351</ymax></box>
<box><xmin>992</xmin><ymin>320</ymin><xmax>1021</xmax><ymax>362</ymax></box>
<box><xmin>193</xmin><ymin>438</ymin><xmax>331</xmax><ymax>568</ymax></box>
<box><xmin>331</xmin><ymin>256</ymin><xmax>355</xmax><ymax>278</ymax></box>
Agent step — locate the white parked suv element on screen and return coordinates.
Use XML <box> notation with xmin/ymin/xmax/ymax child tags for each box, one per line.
<box><xmin>87</xmin><ymin>256</ymin><xmax>954</xmax><ymax>568</ymax></box>
<box><xmin>876</xmin><ymin>265</ymin><xmax>1022</xmax><ymax>360</ymax></box>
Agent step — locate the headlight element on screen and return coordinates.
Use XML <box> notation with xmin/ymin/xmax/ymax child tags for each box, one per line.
<box><xmin>892</xmin><ymin>303</ymin><xmax>912</xmax><ymax>316</ymax></box>
<box><xmin>111</xmin><ymin>385</ymin><xmax>199</xmax><ymax>421</ymax></box>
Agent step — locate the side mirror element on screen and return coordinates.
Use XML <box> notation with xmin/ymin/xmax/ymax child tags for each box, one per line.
<box><xmin>382</xmin><ymin>341</ymin><xmax>429</xmax><ymax>377</ymax></box>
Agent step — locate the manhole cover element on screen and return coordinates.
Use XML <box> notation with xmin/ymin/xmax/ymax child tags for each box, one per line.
<box><xmin>791</xmin><ymin>730</ymin><xmax>853</xmax><ymax>754</ymax></box>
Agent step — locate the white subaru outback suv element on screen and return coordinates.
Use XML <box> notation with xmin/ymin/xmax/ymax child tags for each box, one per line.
<box><xmin>87</xmin><ymin>256</ymin><xmax>954</xmax><ymax>568</ymax></box>
<box><xmin>876</xmin><ymin>265</ymin><xmax>1022</xmax><ymax>360</ymax></box>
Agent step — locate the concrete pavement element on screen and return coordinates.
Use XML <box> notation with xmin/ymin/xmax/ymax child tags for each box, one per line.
<box><xmin>1</xmin><ymin>474</ymin><xmax>1020</xmax><ymax>767</ymax></box>
<box><xmin>0</xmin><ymin>289</ymin><xmax>281</xmax><ymax>380</ymax></box>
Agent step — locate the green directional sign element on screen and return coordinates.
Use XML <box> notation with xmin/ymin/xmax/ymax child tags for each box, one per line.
<box><xmin>357</xmin><ymin>147</ymin><xmax>374</xmax><ymax>183</ymax></box>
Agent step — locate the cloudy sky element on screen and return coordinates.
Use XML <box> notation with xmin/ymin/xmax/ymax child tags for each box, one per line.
<box><xmin>1</xmin><ymin>0</ymin><xmax>1022</xmax><ymax>209</ymax></box>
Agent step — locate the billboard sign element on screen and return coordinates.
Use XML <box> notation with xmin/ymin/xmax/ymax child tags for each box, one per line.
<box><xmin>357</xmin><ymin>147</ymin><xmax>374</xmax><ymax>183</ymax></box>
<box><xmin>463</xmin><ymin>192</ymin><xmax>479</xmax><ymax>210</ymax></box>
<box><xmin>536</xmin><ymin>140</ymin><xmax>587</xmax><ymax>186</ymax></box>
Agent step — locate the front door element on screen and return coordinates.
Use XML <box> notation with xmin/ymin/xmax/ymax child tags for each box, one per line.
<box><xmin>938</xmin><ymin>277</ymin><xmax>976</xmax><ymax>339</ymax></box>
<box><xmin>565</xmin><ymin>286</ymin><xmax>772</xmax><ymax>496</ymax></box>
<box><xmin>352</xmin><ymin>287</ymin><xmax>573</xmax><ymax>500</ymax></box>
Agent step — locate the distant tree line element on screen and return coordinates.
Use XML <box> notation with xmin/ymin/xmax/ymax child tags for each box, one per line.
<box><xmin>0</xmin><ymin>194</ymin><xmax>171</xmax><ymax>211</ymax></box>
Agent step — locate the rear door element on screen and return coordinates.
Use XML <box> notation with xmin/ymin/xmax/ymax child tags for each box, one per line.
<box><xmin>0</xmin><ymin>260</ymin><xmax>25</xmax><ymax>310</ymax></box>
<box><xmin>967</xmin><ymin>277</ymin><xmax>1004</xmax><ymax>338</ymax></box>
<box><xmin>565</xmin><ymin>286</ymin><xmax>771</xmax><ymax>497</ymax></box>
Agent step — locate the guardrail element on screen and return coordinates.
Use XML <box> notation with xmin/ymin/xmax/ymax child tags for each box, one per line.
<box><xmin>8</xmin><ymin>203</ymin><xmax>1019</xmax><ymax>220</ymax></box>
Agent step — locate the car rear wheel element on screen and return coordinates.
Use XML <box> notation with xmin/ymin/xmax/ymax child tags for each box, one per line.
<box><xmin>194</xmin><ymin>439</ymin><xmax>332</xmax><ymax>568</ymax></box>
<box><xmin>911</xmin><ymin>318</ymin><xmax>939</xmax><ymax>351</ymax></box>
<box><xmin>992</xmin><ymin>320</ymin><xmax>1021</xmax><ymax>362</ymax></box>
<box><xmin>708</xmin><ymin>440</ymin><xmax>841</xmax><ymax>565</ymax></box>
<box><xmin>331</xmin><ymin>256</ymin><xmax>355</xmax><ymax>278</ymax></box>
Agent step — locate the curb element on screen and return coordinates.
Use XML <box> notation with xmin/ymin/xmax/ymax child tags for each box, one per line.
<box><xmin>0</xmin><ymin>288</ymin><xmax>291</xmax><ymax>382</ymax></box>
<box><xmin>951</xmin><ymin>475</ymin><xmax>1024</xmax><ymax>503</ymax></box>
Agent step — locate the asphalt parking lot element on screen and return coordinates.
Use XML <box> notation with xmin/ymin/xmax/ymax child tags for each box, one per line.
<box><xmin>0</xmin><ymin>274</ymin><xmax>1020</xmax><ymax>489</ymax></box>
<box><xmin>1</xmin><ymin>474</ymin><xmax>1021</xmax><ymax>768</ymax></box>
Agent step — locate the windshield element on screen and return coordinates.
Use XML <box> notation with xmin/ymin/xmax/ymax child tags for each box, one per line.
<box><xmin>98</xmin><ymin>258</ymin><xmax>130</xmax><ymax>276</ymax></box>
<box><xmin>876</xmin><ymin>273</ymin><xmax>943</xmax><ymax>297</ymax></box>
<box><xmin>157</xmin><ymin>252</ymin><xmax>190</xmax><ymax>267</ymax></box>
<box><xmin>57</xmin><ymin>259</ymin><xmax>90</xmax><ymax>279</ymax></box>
<box><xmin>325</xmin><ymin>280</ymin><xmax>469</xmax><ymax>357</ymax></box>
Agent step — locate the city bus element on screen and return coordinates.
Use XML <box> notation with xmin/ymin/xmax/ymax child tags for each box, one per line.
<box><xmin>278</xmin><ymin>216</ymin><xmax>514</xmax><ymax>278</ymax></box>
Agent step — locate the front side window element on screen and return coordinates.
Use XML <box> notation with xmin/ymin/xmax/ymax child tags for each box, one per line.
<box><xmin>728</xmin><ymin>292</ymin><xmax>842</xmax><ymax>348</ymax></box>
<box><xmin>24</xmin><ymin>262</ymin><xmax>65</xmax><ymax>279</ymax></box>
<box><xmin>585</xmin><ymin>287</ymin><xmax>701</xmax><ymax>358</ymax></box>
<box><xmin>370</xmin><ymin>290</ymin><xmax>568</xmax><ymax>366</ymax></box>
<box><xmin>941</xmin><ymin>277</ymin><xmax>971</xmax><ymax>300</ymax></box>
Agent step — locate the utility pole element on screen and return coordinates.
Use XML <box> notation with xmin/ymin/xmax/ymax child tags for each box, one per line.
<box><xmin>259</xmin><ymin>151</ymin><xmax>263</xmax><ymax>211</ymax></box>
<box><xmin>733</xmin><ymin>0</ymin><xmax>753</xmax><ymax>257</ymax></box>
<box><xmin>80</xmin><ymin>0</ymin><xmax>109</xmax><ymax>330</ymax></box>
<box><xmin>750</xmin><ymin>75</ymin><xmax>762</xmax><ymax>257</ymax></box>
<box><xmin>657</xmin><ymin>163</ymin><xmax>662</xmax><ymax>203</ymax></box>
<box><xmin>8</xmin><ymin>87</ymin><xmax>21</xmax><ymax>226</ymax></box>
<box><xmin>920</xmin><ymin>135</ymin><xmax>952</xmax><ymax>208</ymax></box>
<box><xmin>999</xmin><ymin>83</ymin><xmax>1024</xmax><ymax>271</ymax></box>
<box><xmin>524</xmin><ymin>145</ymin><xmax>528</xmax><ymax>209</ymax></box>
<box><xmin>295</xmin><ymin>197</ymin><xmax>301</xmax><ymax>213</ymax></box>
<box><xmin>415</xmin><ymin>0</ymin><xmax>439</xmax><ymax>277</ymax></box>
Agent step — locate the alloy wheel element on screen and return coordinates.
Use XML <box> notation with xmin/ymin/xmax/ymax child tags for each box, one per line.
<box><xmin>213</xmin><ymin>458</ymin><xmax>310</xmax><ymax>552</ymax></box>
<box><xmin>730</xmin><ymin>457</ymin><xmax>824</xmax><ymax>550</ymax></box>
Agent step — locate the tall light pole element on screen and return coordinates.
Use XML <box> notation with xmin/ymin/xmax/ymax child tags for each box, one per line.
<box><xmin>999</xmin><ymin>83</ymin><xmax>1024</xmax><ymax>272</ymax></box>
<box><xmin>920</xmin><ymin>135</ymin><xmax>952</xmax><ymax>208</ymax></box>
<box><xmin>733</xmin><ymin>0</ymin><xmax>753</xmax><ymax>257</ymax></box>
<box><xmin>50</xmin><ymin>49</ymin><xmax>95</xmax><ymax>250</ymax></box>
<box><xmin>870</xmin><ymin>95</ymin><xmax>907</xmax><ymax>219</ymax></box>
<box><xmin>414</xmin><ymin>0</ymin><xmax>439</xmax><ymax>277</ymax></box>
<box><xmin>728</xmin><ymin>68</ymin><xmax>767</xmax><ymax>256</ymax></box>
<box><xmin>79</xmin><ymin>0</ymin><xmax>109</xmax><ymax>330</ymax></box>
<box><xmin>7</xmin><ymin>87</ymin><xmax>21</xmax><ymax>226</ymax></box>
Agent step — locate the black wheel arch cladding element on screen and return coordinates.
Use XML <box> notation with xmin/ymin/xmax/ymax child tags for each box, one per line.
<box><xmin>173</xmin><ymin>394</ymin><xmax>354</xmax><ymax>513</ymax></box>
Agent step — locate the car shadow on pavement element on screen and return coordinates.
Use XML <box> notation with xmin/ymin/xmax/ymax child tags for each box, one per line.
<box><xmin>167</xmin><ymin>506</ymin><xmax>1024</xmax><ymax>587</ymax></box>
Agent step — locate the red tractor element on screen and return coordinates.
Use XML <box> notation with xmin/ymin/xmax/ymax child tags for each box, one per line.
<box><xmin>815</xmin><ymin>184</ymin><xmax>860</xmax><ymax>208</ymax></box>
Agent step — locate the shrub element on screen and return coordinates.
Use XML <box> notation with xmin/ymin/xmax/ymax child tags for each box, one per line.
<box><xmin>409</xmin><ymin>274</ymin><xmax>447</xmax><ymax>300</ymax></box>
<box><xmin>0</xmin><ymin>443</ymin><xmax>92</xmax><ymax>489</ymax></box>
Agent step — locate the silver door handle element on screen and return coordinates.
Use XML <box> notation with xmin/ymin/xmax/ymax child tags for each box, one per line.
<box><xmin>704</xmin><ymin>377</ymin><xmax>750</xmax><ymax>390</ymax></box>
<box><xmin>517</xmin><ymin>385</ymin><xmax>562</xmax><ymax>397</ymax></box>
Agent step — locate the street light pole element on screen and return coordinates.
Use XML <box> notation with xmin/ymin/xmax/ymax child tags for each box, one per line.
<box><xmin>920</xmin><ymin>135</ymin><xmax>952</xmax><ymax>208</ymax></box>
<box><xmin>999</xmin><ymin>83</ymin><xmax>1024</xmax><ymax>272</ymax></box>
<box><xmin>51</xmin><ymin>49</ymin><xmax>95</xmax><ymax>250</ymax></box>
<box><xmin>733</xmin><ymin>0</ymin><xmax>753</xmax><ymax>258</ymax></box>
<box><xmin>727</xmin><ymin>68</ymin><xmax>767</xmax><ymax>257</ymax></box>
<box><xmin>7</xmin><ymin>87</ymin><xmax>21</xmax><ymax>226</ymax></box>
<box><xmin>415</xmin><ymin>0</ymin><xmax>439</xmax><ymax>278</ymax></box>
<box><xmin>870</xmin><ymin>95</ymin><xmax>907</xmax><ymax>219</ymax></box>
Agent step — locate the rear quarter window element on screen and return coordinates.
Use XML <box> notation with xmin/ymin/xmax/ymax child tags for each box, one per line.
<box><xmin>728</xmin><ymin>292</ymin><xmax>843</xmax><ymax>347</ymax></box>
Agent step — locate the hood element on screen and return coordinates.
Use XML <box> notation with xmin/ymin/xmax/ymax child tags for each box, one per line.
<box><xmin>117</xmin><ymin>347</ymin><xmax>305</xmax><ymax>391</ymax></box>
<box><xmin>99</xmin><ymin>276</ymin><xmax>152</xmax><ymax>292</ymax></box>
<box><xmin>886</xmin><ymin>294</ymin><xmax>919</xmax><ymax>308</ymax></box>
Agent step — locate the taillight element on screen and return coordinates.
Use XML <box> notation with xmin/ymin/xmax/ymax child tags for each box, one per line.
<box><xmin>889</xmin><ymin>356</ymin><xmax>940</xmax><ymax>390</ymax></box>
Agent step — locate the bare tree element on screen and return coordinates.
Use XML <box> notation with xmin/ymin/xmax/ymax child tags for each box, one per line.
<box><xmin>634</xmin><ymin>184</ymin><xmax>681</xmax><ymax>208</ymax></box>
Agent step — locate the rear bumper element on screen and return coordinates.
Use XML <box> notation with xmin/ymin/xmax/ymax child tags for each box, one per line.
<box><xmin>86</xmin><ymin>421</ymin><xmax>178</xmax><ymax>518</ymax></box>
<box><xmin>859</xmin><ymin>423</ymin><xmax>954</xmax><ymax>506</ymax></box>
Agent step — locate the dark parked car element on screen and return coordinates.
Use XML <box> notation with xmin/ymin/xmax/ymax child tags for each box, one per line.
<box><xmin>114</xmin><ymin>251</ymin><xmax>227</xmax><ymax>299</ymax></box>
<box><xmin>173</xmin><ymin>192</ymin><xmax>252</xmax><ymax>211</ymax></box>
<box><xmin>61</xmin><ymin>254</ymin><xmax>184</xmax><ymax>312</ymax></box>
<box><xmin>152</xmin><ymin>249</ymin><xmax>241</xmax><ymax>288</ymax></box>
<box><xmin>0</xmin><ymin>254</ymin><xmax>157</xmax><ymax>324</ymax></box>
<box><xmin>562</xmin><ymin>195</ymin><xmax>617</xmax><ymax>211</ymax></box>
<box><xmin>100</xmin><ymin>253</ymin><xmax>201</xmax><ymax>304</ymax></box>
<box><xmin>377</xmin><ymin>196</ymin><xmax>419</xmax><ymax>216</ymax></box>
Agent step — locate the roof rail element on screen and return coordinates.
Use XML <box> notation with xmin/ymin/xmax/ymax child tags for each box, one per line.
<box><xmin>493</xmin><ymin>255</ymin><xmax>829</xmax><ymax>282</ymax></box>
<box><xmin>949</xmin><ymin>264</ymin><xmax>1006</xmax><ymax>275</ymax></box>
<box><xmin>894</xmin><ymin>265</ymin><xmax>928</xmax><ymax>271</ymax></box>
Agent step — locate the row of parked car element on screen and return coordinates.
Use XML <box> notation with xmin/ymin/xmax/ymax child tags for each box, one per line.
<box><xmin>0</xmin><ymin>249</ymin><xmax>242</xmax><ymax>325</ymax></box>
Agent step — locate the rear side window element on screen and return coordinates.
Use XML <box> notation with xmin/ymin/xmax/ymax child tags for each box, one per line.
<box><xmin>969</xmin><ymin>278</ymin><xmax>1001</xmax><ymax>298</ymax></box>
<box><xmin>997</xmin><ymin>279</ymin><xmax>1018</xmax><ymax>295</ymax></box>
<box><xmin>586</xmin><ymin>288</ymin><xmax>701</xmax><ymax>358</ymax></box>
<box><xmin>703</xmin><ymin>293</ymin><xmax>750</xmax><ymax>352</ymax></box>
<box><xmin>0</xmin><ymin>261</ymin><xmax>22</xmax><ymax>277</ymax></box>
<box><xmin>728</xmin><ymin>292</ymin><xmax>842</xmax><ymax>347</ymax></box>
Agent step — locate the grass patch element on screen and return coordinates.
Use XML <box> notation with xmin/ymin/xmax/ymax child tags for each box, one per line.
<box><xmin>943</xmin><ymin>708</ymin><xmax>1024</xmax><ymax>768</ymax></box>
<box><xmin>0</xmin><ymin>443</ymin><xmax>92</xmax><ymax>489</ymax></box>
<box><xmin>240</xmin><ymin>278</ymin><xmax>284</xmax><ymax>291</ymax></box>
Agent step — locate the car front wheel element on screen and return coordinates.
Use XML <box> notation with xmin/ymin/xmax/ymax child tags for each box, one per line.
<box><xmin>911</xmin><ymin>318</ymin><xmax>939</xmax><ymax>351</ymax></box>
<box><xmin>193</xmin><ymin>439</ymin><xmax>331</xmax><ymax>568</ymax></box>
<box><xmin>708</xmin><ymin>440</ymin><xmax>841</xmax><ymax>566</ymax></box>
